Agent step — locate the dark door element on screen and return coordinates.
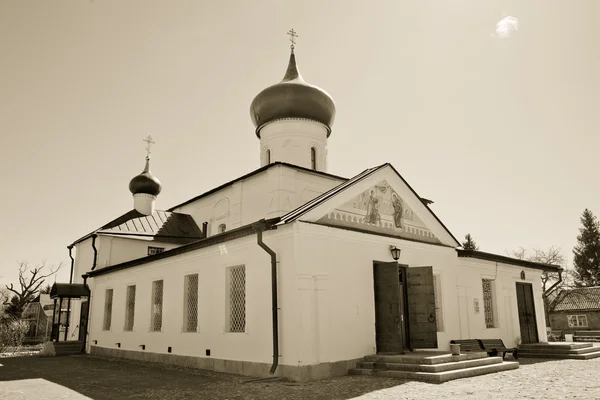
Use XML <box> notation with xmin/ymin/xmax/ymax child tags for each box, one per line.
<box><xmin>373</xmin><ymin>262</ymin><xmax>407</xmax><ymax>353</ymax></box>
<box><xmin>78</xmin><ymin>300</ymin><xmax>89</xmax><ymax>342</ymax></box>
<box><xmin>406</xmin><ymin>266</ymin><xmax>438</xmax><ymax>349</ymax></box>
<box><xmin>516</xmin><ymin>282</ymin><xmax>539</xmax><ymax>344</ymax></box>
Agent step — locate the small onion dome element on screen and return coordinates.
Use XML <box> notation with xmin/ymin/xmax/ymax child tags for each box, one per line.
<box><xmin>129</xmin><ymin>158</ymin><xmax>162</xmax><ymax>196</ymax></box>
<box><xmin>250</xmin><ymin>50</ymin><xmax>336</xmax><ymax>138</ymax></box>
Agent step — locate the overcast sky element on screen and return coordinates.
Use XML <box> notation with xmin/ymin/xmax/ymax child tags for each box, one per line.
<box><xmin>1</xmin><ymin>0</ymin><xmax>598</xmax><ymax>287</ymax></box>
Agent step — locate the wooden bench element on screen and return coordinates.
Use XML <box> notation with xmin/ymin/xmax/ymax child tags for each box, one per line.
<box><xmin>574</xmin><ymin>331</ymin><xmax>600</xmax><ymax>342</ymax></box>
<box><xmin>478</xmin><ymin>339</ymin><xmax>518</xmax><ymax>359</ymax></box>
<box><xmin>450</xmin><ymin>339</ymin><xmax>485</xmax><ymax>353</ymax></box>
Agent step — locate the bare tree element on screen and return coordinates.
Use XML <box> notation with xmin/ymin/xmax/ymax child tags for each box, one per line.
<box><xmin>4</xmin><ymin>261</ymin><xmax>62</xmax><ymax>318</ymax></box>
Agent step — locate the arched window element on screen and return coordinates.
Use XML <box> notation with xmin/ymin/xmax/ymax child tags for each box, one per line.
<box><xmin>266</xmin><ymin>149</ymin><xmax>271</xmax><ymax>164</ymax></box>
<box><xmin>218</xmin><ymin>224</ymin><xmax>226</xmax><ymax>233</ymax></box>
<box><xmin>310</xmin><ymin>147</ymin><xmax>317</xmax><ymax>170</ymax></box>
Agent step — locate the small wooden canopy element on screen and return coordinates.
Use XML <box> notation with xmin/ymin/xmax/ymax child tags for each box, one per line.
<box><xmin>50</xmin><ymin>283</ymin><xmax>90</xmax><ymax>299</ymax></box>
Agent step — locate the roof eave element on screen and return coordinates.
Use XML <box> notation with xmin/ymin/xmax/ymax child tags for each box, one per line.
<box><xmin>457</xmin><ymin>249</ymin><xmax>562</xmax><ymax>272</ymax></box>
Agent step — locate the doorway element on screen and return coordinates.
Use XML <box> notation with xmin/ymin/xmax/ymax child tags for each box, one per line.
<box><xmin>515</xmin><ymin>282</ymin><xmax>539</xmax><ymax>344</ymax></box>
<box><xmin>79</xmin><ymin>300</ymin><xmax>89</xmax><ymax>342</ymax></box>
<box><xmin>373</xmin><ymin>262</ymin><xmax>408</xmax><ymax>353</ymax></box>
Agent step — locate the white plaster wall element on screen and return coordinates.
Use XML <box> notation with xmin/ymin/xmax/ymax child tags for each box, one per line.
<box><xmin>259</xmin><ymin>119</ymin><xmax>328</xmax><ymax>172</ymax></box>
<box><xmin>87</xmin><ymin>225</ymin><xmax>299</xmax><ymax>368</ymax></box>
<box><xmin>289</xmin><ymin>222</ymin><xmax>548</xmax><ymax>365</ymax></box>
<box><xmin>98</xmin><ymin>236</ymin><xmax>180</xmax><ymax>268</ymax></box>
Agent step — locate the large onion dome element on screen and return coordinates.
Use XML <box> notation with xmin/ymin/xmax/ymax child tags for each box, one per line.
<box><xmin>129</xmin><ymin>158</ymin><xmax>162</xmax><ymax>196</ymax></box>
<box><xmin>250</xmin><ymin>50</ymin><xmax>336</xmax><ymax>137</ymax></box>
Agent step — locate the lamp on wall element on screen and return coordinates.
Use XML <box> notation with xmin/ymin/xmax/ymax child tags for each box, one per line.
<box><xmin>389</xmin><ymin>246</ymin><xmax>401</xmax><ymax>261</ymax></box>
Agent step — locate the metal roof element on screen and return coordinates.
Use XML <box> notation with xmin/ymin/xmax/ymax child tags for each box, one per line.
<box><xmin>50</xmin><ymin>283</ymin><xmax>90</xmax><ymax>299</ymax></box>
<box><xmin>551</xmin><ymin>287</ymin><xmax>600</xmax><ymax>311</ymax></box>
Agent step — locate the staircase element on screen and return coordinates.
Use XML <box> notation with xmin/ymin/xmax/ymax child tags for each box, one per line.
<box><xmin>518</xmin><ymin>342</ymin><xmax>600</xmax><ymax>360</ymax></box>
<box><xmin>349</xmin><ymin>351</ymin><xmax>518</xmax><ymax>383</ymax></box>
<box><xmin>51</xmin><ymin>341</ymin><xmax>84</xmax><ymax>356</ymax></box>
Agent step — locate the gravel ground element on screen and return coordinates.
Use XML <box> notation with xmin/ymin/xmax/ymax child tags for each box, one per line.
<box><xmin>0</xmin><ymin>354</ymin><xmax>599</xmax><ymax>399</ymax></box>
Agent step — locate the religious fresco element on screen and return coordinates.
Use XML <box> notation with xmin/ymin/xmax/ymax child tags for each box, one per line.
<box><xmin>316</xmin><ymin>180</ymin><xmax>441</xmax><ymax>244</ymax></box>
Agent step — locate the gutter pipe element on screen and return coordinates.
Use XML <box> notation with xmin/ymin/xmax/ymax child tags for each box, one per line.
<box><xmin>91</xmin><ymin>234</ymin><xmax>98</xmax><ymax>271</ymax></box>
<box><xmin>64</xmin><ymin>245</ymin><xmax>75</xmax><ymax>341</ymax></box>
<box><xmin>81</xmin><ymin>274</ymin><xmax>91</xmax><ymax>353</ymax></box>
<box><xmin>253</xmin><ymin>219</ymin><xmax>279</xmax><ymax>375</ymax></box>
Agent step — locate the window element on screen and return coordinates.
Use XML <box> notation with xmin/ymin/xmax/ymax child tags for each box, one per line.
<box><xmin>266</xmin><ymin>149</ymin><xmax>271</xmax><ymax>164</ymax></box>
<box><xmin>433</xmin><ymin>275</ymin><xmax>444</xmax><ymax>332</ymax></box>
<box><xmin>482</xmin><ymin>279</ymin><xmax>496</xmax><ymax>328</ymax></box>
<box><xmin>103</xmin><ymin>289</ymin><xmax>113</xmax><ymax>331</ymax></box>
<box><xmin>310</xmin><ymin>147</ymin><xmax>317</xmax><ymax>170</ymax></box>
<box><xmin>151</xmin><ymin>280</ymin><xmax>164</xmax><ymax>332</ymax></box>
<box><xmin>567</xmin><ymin>315</ymin><xmax>588</xmax><ymax>328</ymax></box>
<box><xmin>183</xmin><ymin>274</ymin><xmax>199</xmax><ymax>332</ymax></box>
<box><xmin>148</xmin><ymin>246</ymin><xmax>165</xmax><ymax>256</ymax></box>
<box><xmin>218</xmin><ymin>224</ymin><xmax>226</xmax><ymax>233</ymax></box>
<box><xmin>227</xmin><ymin>266</ymin><xmax>246</xmax><ymax>333</ymax></box>
<box><xmin>124</xmin><ymin>285</ymin><xmax>136</xmax><ymax>331</ymax></box>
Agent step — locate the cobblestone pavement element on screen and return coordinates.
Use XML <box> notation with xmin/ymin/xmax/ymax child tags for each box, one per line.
<box><xmin>0</xmin><ymin>354</ymin><xmax>599</xmax><ymax>399</ymax></box>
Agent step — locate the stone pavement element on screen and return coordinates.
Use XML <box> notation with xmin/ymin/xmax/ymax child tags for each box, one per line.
<box><xmin>0</xmin><ymin>379</ymin><xmax>92</xmax><ymax>400</ymax></box>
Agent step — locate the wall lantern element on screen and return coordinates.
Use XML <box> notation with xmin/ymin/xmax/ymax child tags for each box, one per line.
<box><xmin>389</xmin><ymin>246</ymin><xmax>401</xmax><ymax>261</ymax></box>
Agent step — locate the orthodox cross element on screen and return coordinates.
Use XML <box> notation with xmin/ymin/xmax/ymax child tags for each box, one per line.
<box><xmin>143</xmin><ymin>135</ymin><xmax>155</xmax><ymax>159</ymax></box>
<box><xmin>287</xmin><ymin>28</ymin><xmax>298</xmax><ymax>51</ymax></box>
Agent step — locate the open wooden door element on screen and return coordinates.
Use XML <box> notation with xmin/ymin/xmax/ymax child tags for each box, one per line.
<box><xmin>373</xmin><ymin>262</ymin><xmax>406</xmax><ymax>353</ymax></box>
<box><xmin>406</xmin><ymin>266</ymin><xmax>438</xmax><ymax>349</ymax></box>
<box><xmin>516</xmin><ymin>282</ymin><xmax>539</xmax><ymax>344</ymax></box>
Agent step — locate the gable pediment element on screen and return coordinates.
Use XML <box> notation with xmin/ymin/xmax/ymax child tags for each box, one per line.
<box><xmin>288</xmin><ymin>164</ymin><xmax>459</xmax><ymax>247</ymax></box>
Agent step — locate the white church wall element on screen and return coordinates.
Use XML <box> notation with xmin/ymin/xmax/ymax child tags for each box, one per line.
<box><xmin>86</xmin><ymin>225</ymin><xmax>299</xmax><ymax>370</ymax></box>
<box><xmin>100</xmin><ymin>236</ymin><xmax>180</xmax><ymax>267</ymax></box>
<box><xmin>172</xmin><ymin>164</ymin><xmax>343</xmax><ymax>232</ymax></box>
<box><xmin>292</xmin><ymin>222</ymin><xmax>460</xmax><ymax>365</ymax></box>
<box><xmin>456</xmin><ymin>258</ymin><xmax>547</xmax><ymax>346</ymax></box>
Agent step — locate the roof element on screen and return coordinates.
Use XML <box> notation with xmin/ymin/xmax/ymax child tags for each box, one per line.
<box><xmin>457</xmin><ymin>249</ymin><xmax>563</xmax><ymax>272</ymax></box>
<box><xmin>277</xmin><ymin>163</ymin><xmax>461</xmax><ymax>247</ymax></box>
<box><xmin>72</xmin><ymin>210</ymin><xmax>204</xmax><ymax>246</ymax></box>
<box><xmin>550</xmin><ymin>287</ymin><xmax>600</xmax><ymax>312</ymax></box>
<box><xmin>87</xmin><ymin>218</ymin><xmax>280</xmax><ymax>278</ymax></box>
<box><xmin>167</xmin><ymin>161</ymin><xmax>348</xmax><ymax>211</ymax></box>
<box><xmin>50</xmin><ymin>283</ymin><xmax>90</xmax><ymax>299</ymax></box>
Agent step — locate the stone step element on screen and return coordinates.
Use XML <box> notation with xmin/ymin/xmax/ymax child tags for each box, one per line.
<box><xmin>518</xmin><ymin>350</ymin><xmax>600</xmax><ymax>360</ymax></box>
<box><xmin>518</xmin><ymin>342</ymin><xmax>592</xmax><ymax>350</ymax></box>
<box><xmin>358</xmin><ymin>356</ymin><xmax>502</xmax><ymax>373</ymax></box>
<box><xmin>517</xmin><ymin>345</ymin><xmax>599</xmax><ymax>355</ymax></box>
<box><xmin>363</xmin><ymin>352</ymin><xmax>488</xmax><ymax>365</ymax></box>
<box><xmin>349</xmin><ymin>361</ymin><xmax>519</xmax><ymax>383</ymax></box>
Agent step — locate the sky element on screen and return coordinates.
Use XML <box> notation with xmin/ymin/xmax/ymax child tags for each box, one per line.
<box><xmin>0</xmin><ymin>0</ymin><xmax>599</xmax><ymax>288</ymax></box>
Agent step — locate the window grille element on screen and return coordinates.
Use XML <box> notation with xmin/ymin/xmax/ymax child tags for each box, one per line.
<box><xmin>148</xmin><ymin>246</ymin><xmax>165</xmax><ymax>256</ymax></box>
<box><xmin>183</xmin><ymin>274</ymin><xmax>199</xmax><ymax>332</ymax></box>
<box><xmin>151</xmin><ymin>280</ymin><xmax>164</xmax><ymax>332</ymax></box>
<box><xmin>567</xmin><ymin>315</ymin><xmax>588</xmax><ymax>328</ymax></box>
<box><xmin>482</xmin><ymin>279</ymin><xmax>495</xmax><ymax>328</ymax></box>
<box><xmin>103</xmin><ymin>289</ymin><xmax>113</xmax><ymax>330</ymax></box>
<box><xmin>433</xmin><ymin>275</ymin><xmax>444</xmax><ymax>332</ymax></box>
<box><xmin>227</xmin><ymin>266</ymin><xmax>246</xmax><ymax>333</ymax></box>
<box><xmin>124</xmin><ymin>285</ymin><xmax>136</xmax><ymax>331</ymax></box>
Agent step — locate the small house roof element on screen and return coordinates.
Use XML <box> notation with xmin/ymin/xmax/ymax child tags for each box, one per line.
<box><xmin>50</xmin><ymin>283</ymin><xmax>90</xmax><ymax>299</ymax></box>
<box><xmin>551</xmin><ymin>286</ymin><xmax>600</xmax><ymax>312</ymax></box>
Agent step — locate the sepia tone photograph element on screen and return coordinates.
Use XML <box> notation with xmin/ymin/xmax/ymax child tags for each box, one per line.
<box><xmin>0</xmin><ymin>1</ymin><xmax>599</xmax><ymax>399</ymax></box>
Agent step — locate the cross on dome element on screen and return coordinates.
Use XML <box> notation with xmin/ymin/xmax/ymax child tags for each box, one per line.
<box><xmin>287</xmin><ymin>29</ymin><xmax>298</xmax><ymax>52</ymax></box>
<box><xmin>143</xmin><ymin>135</ymin><xmax>155</xmax><ymax>159</ymax></box>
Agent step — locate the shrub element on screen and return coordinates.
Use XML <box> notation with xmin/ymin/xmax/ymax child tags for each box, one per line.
<box><xmin>0</xmin><ymin>319</ymin><xmax>29</xmax><ymax>354</ymax></box>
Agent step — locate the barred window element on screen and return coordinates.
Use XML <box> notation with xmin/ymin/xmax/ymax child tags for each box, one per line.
<box><xmin>103</xmin><ymin>289</ymin><xmax>113</xmax><ymax>331</ymax></box>
<box><xmin>433</xmin><ymin>275</ymin><xmax>444</xmax><ymax>332</ymax></box>
<box><xmin>227</xmin><ymin>266</ymin><xmax>246</xmax><ymax>333</ymax></box>
<box><xmin>567</xmin><ymin>315</ymin><xmax>588</xmax><ymax>328</ymax></box>
<box><xmin>482</xmin><ymin>279</ymin><xmax>496</xmax><ymax>328</ymax></box>
<box><xmin>151</xmin><ymin>280</ymin><xmax>164</xmax><ymax>332</ymax></box>
<box><xmin>148</xmin><ymin>246</ymin><xmax>165</xmax><ymax>256</ymax></box>
<box><xmin>124</xmin><ymin>285</ymin><xmax>136</xmax><ymax>331</ymax></box>
<box><xmin>183</xmin><ymin>274</ymin><xmax>199</xmax><ymax>332</ymax></box>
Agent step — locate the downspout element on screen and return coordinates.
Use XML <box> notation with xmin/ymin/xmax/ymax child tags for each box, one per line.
<box><xmin>81</xmin><ymin>274</ymin><xmax>91</xmax><ymax>353</ymax></box>
<box><xmin>64</xmin><ymin>245</ymin><xmax>75</xmax><ymax>341</ymax></box>
<box><xmin>90</xmin><ymin>234</ymin><xmax>98</xmax><ymax>271</ymax></box>
<box><xmin>252</xmin><ymin>220</ymin><xmax>279</xmax><ymax>375</ymax></box>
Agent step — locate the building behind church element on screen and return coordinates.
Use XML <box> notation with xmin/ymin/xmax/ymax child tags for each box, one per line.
<box><xmin>58</xmin><ymin>37</ymin><xmax>561</xmax><ymax>381</ymax></box>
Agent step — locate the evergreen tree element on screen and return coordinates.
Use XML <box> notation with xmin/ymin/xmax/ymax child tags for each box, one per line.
<box><xmin>573</xmin><ymin>209</ymin><xmax>600</xmax><ymax>287</ymax></box>
<box><xmin>462</xmin><ymin>234</ymin><xmax>479</xmax><ymax>250</ymax></box>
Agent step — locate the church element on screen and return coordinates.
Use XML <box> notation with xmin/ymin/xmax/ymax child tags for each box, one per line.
<box><xmin>58</xmin><ymin>32</ymin><xmax>560</xmax><ymax>381</ymax></box>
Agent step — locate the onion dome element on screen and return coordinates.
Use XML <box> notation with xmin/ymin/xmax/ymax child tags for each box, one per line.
<box><xmin>250</xmin><ymin>49</ymin><xmax>336</xmax><ymax>137</ymax></box>
<box><xmin>129</xmin><ymin>157</ymin><xmax>162</xmax><ymax>196</ymax></box>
